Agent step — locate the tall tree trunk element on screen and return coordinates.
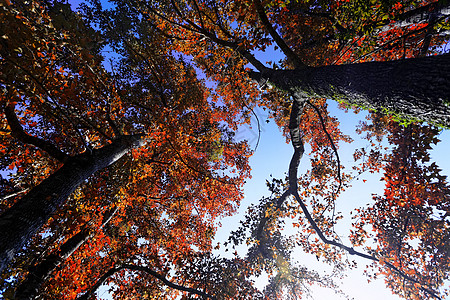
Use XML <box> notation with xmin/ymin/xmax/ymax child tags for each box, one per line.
<box><xmin>0</xmin><ymin>135</ymin><xmax>145</xmax><ymax>273</ymax></box>
<box><xmin>250</xmin><ymin>53</ymin><xmax>450</xmax><ymax>126</ymax></box>
<box><xmin>14</xmin><ymin>208</ymin><xmax>117</xmax><ymax>299</ymax></box>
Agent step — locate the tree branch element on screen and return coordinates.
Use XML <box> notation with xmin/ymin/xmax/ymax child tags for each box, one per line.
<box><xmin>350</xmin><ymin>19</ymin><xmax>443</xmax><ymax>64</ymax></box>
<box><xmin>419</xmin><ymin>13</ymin><xmax>439</xmax><ymax>57</ymax></box>
<box><xmin>252</xmin><ymin>98</ymin><xmax>305</xmax><ymax>255</ymax></box>
<box><xmin>4</xmin><ymin>103</ymin><xmax>69</xmax><ymax>163</ymax></box>
<box><xmin>139</xmin><ymin>0</ymin><xmax>269</xmax><ymax>72</ymax></box>
<box><xmin>14</xmin><ymin>208</ymin><xmax>118</xmax><ymax>299</ymax></box>
<box><xmin>0</xmin><ymin>189</ymin><xmax>29</xmax><ymax>202</ymax></box>
<box><xmin>200</xmin><ymin>30</ymin><xmax>269</xmax><ymax>72</ymax></box>
<box><xmin>253</xmin><ymin>0</ymin><xmax>305</xmax><ymax>69</ymax></box>
<box><xmin>2</xmin><ymin>57</ymin><xmax>102</xmax><ymax>147</ymax></box>
<box><xmin>77</xmin><ymin>264</ymin><xmax>217</xmax><ymax>300</ymax></box>
<box><xmin>284</xmin><ymin>97</ymin><xmax>442</xmax><ymax>300</ymax></box>
<box><xmin>250</xmin><ymin>107</ymin><xmax>262</xmax><ymax>151</ymax></box>
<box><xmin>376</xmin><ymin>0</ymin><xmax>450</xmax><ymax>33</ymax></box>
<box><xmin>167</xmin><ymin>140</ymin><xmax>233</xmax><ymax>186</ymax></box>
<box><xmin>0</xmin><ymin>134</ymin><xmax>145</xmax><ymax>273</ymax></box>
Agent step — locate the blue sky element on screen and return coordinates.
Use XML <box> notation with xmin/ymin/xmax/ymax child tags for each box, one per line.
<box><xmin>213</xmin><ymin>101</ymin><xmax>450</xmax><ymax>299</ymax></box>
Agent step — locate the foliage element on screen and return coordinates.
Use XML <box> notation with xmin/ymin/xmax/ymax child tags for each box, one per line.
<box><xmin>1</xmin><ymin>0</ymin><xmax>250</xmax><ymax>298</ymax></box>
<box><xmin>0</xmin><ymin>0</ymin><xmax>449</xmax><ymax>299</ymax></box>
<box><xmin>353</xmin><ymin>116</ymin><xmax>450</xmax><ymax>299</ymax></box>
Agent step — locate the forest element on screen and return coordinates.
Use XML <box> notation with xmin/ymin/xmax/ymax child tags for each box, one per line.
<box><xmin>0</xmin><ymin>0</ymin><xmax>449</xmax><ymax>299</ymax></box>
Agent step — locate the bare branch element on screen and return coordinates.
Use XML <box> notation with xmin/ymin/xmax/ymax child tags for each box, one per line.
<box><xmin>249</xmin><ymin>107</ymin><xmax>261</xmax><ymax>152</ymax></box>
<box><xmin>0</xmin><ymin>189</ymin><xmax>29</xmax><ymax>202</ymax></box>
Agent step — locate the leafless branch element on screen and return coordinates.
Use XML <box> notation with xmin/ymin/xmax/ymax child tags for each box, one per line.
<box><xmin>0</xmin><ymin>189</ymin><xmax>30</xmax><ymax>202</ymax></box>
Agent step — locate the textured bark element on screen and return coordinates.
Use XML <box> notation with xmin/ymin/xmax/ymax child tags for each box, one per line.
<box><xmin>250</xmin><ymin>53</ymin><xmax>450</xmax><ymax>127</ymax></box>
<box><xmin>14</xmin><ymin>208</ymin><xmax>117</xmax><ymax>299</ymax></box>
<box><xmin>0</xmin><ymin>135</ymin><xmax>145</xmax><ymax>273</ymax></box>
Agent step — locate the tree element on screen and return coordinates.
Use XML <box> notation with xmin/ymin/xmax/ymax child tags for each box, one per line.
<box><xmin>351</xmin><ymin>114</ymin><xmax>450</xmax><ymax>299</ymax></box>
<box><xmin>0</xmin><ymin>0</ymin><xmax>142</xmax><ymax>272</ymax></box>
<box><xmin>126</xmin><ymin>0</ymin><xmax>450</xmax><ymax>125</ymax></box>
<box><xmin>97</xmin><ymin>0</ymin><xmax>450</xmax><ymax>298</ymax></box>
<box><xmin>0</xmin><ymin>0</ymin><xmax>250</xmax><ymax>298</ymax></box>
<box><xmin>2</xmin><ymin>0</ymin><xmax>450</xmax><ymax>299</ymax></box>
<box><xmin>13</xmin><ymin>207</ymin><xmax>117</xmax><ymax>299</ymax></box>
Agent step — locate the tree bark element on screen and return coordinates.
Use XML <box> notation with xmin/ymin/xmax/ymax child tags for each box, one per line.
<box><xmin>14</xmin><ymin>208</ymin><xmax>117</xmax><ymax>299</ymax></box>
<box><xmin>250</xmin><ymin>53</ymin><xmax>450</xmax><ymax>127</ymax></box>
<box><xmin>377</xmin><ymin>0</ymin><xmax>450</xmax><ymax>34</ymax></box>
<box><xmin>0</xmin><ymin>135</ymin><xmax>145</xmax><ymax>273</ymax></box>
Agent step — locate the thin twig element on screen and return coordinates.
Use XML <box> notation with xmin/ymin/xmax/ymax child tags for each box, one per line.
<box><xmin>249</xmin><ymin>107</ymin><xmax>261</xmax><ymax>152</ymax></box>
<box><xmin>306</xmin><ymin>100</ymin><xmax>342</xmax><ymax>199</ymax></box>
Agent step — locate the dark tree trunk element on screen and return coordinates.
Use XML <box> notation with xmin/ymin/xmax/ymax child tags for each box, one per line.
<box><xmin>0</xmin><ymin>135</ymin><xmax>144</xmax><ymax>273</ymax></box>
<box><xmin>14</xmin><ymin>208</ymin><xmax>117</xmax><ymax>299</ymax></box>
<box><xmin>250</xmin><ymin>53</ymin><xmax>450</xmax><ymax>127</ymax></box>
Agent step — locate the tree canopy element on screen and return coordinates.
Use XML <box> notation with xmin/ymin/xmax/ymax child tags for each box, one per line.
<box><xmin>0</xmin><ymin>0</ymin><xmax>449</xmax><ymax>299</ymax></box>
